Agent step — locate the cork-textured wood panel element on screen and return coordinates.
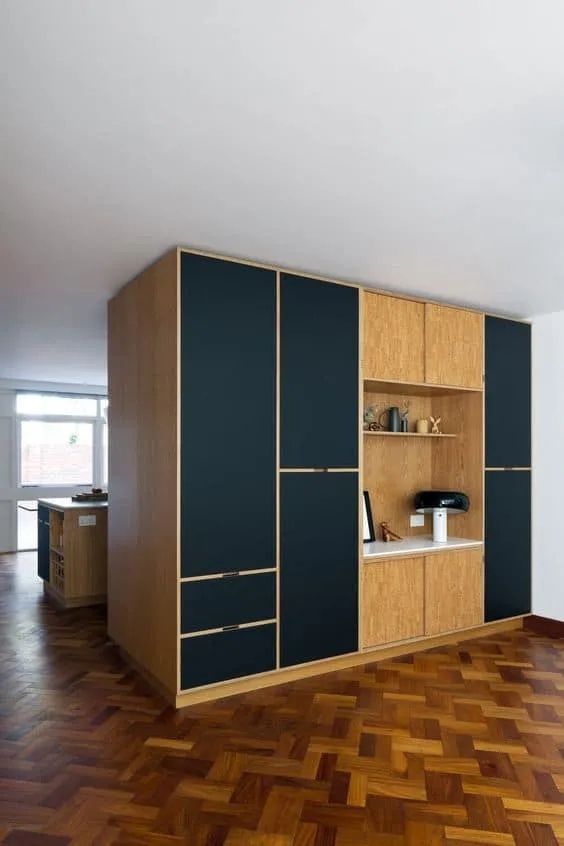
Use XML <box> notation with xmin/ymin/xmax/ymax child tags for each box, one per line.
<box><xmin>425</xmin><ymin>547</ymin><xmax>484</xmax><ymax>635</ymax></box>
<box><xmin>63</xmin><ymin>508</ymin><xmax>107</xmax><ymax>599</ymax></box>
<box><xmin>425</xmin><ymin>303</ymin><xmax>484</xmax><ymax>389</ymax></box>
<box><xmin>107</xmin><ymin>249</ymin><xmax>178</xmax><ymax>696</ymax></box>
<box><xmin>362</xmin><ymin>556</ymin><xmax>424</xmax><ymax>647</ymax></box>
<box><xmin>363</xmin><ymin>292</ymin><xmax>425</xmax><ymax>383</ymax></box>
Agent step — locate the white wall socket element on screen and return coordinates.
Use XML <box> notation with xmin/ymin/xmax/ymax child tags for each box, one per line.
<box><xmin>410</xmin><ymin>514</ymin><xmax>425</xmax><ymax>528</ymax></box>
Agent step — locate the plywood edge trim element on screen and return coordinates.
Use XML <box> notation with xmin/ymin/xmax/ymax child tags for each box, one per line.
<box><xmin>173</xmin><ymin>617</ymin><xmax>524</xmax><ymax>708</ymax></box>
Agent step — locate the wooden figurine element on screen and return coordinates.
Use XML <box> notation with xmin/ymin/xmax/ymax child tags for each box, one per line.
<box><xmin>380</xmin><ymin>522</ymin><xmax>403</xmax><ymax>542</ymax></box>
<box><xmin>430</xmin><ymin>416</ymin><xmax>442</xmax><ymax>435</ymax></box>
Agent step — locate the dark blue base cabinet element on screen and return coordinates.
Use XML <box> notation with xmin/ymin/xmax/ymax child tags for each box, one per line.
<box><xmin>485</xmin><ymin>470</ymin><xmax>531</xmax><ymax>622</ymax></box>
<box><xmin>280</xmin><ymin>473</ymin><xmax>359</xmax><ymax>668</ymax></box>
<box><xmin>181</xmin><ymin>624</ymin><xmax>276</xmax><ymax>690</ymax></box>
<box><xmin>37</xmin><ymin>505</ymin><xmax>50</xmax><ymax>582</ymax></box>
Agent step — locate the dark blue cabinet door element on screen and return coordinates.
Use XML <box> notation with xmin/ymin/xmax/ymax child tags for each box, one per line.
<box><xmin>181</xmin><ymin>623</ymin><xmax>276</xmax><ymax>690</ymax></box>
<box><xmin>280</xmin><ymin>274</ymin><xmax>359</xmax><ymax>469</ymax></box>
<box><xmin>485</xmin><ymin>470</ymin><xmax>531</xmax><ymax>621</ymax></box>
<box><xmin>37</xmin><ymin>505</ymin><xmax>50</xmax><ymax>582</ymax></box>
<box><xmin>181</xmin><ymin>254</ymin><xmax>276</xmax><ymax>578</ymax></box>
<box><xmin>485</xmin><ymin>317</ymin><xmax>531</xmax><ymax>468</ymax></box>
<box><xmin>280</xmin><ymin>472</ymin><xmax>358</xmax><ymax>667</ymax></box>
<box><xmin>180</xmin><ymin>571</ymin><xmax>276</xmax><ymax>634</ymax></box>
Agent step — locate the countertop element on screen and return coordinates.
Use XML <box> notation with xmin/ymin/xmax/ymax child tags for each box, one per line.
<box><xmin>38</xmin><ymin>497</ymin><xmax>108</xmax><ymax>512</ymax></box>
<box><xmin>364</xmin><ymin>535</ymin><xmax>483</xmax><ymax>560</ymax></box>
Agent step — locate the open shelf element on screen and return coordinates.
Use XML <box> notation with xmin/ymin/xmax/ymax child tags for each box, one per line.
<box><xmin>364</xmin><ymin>431</ymin><xmax>456</xmax><ymax>438</ymax></box>
<box><xmin>363</xmin><ymin>378</ymin><xmax>482</xmax><ymax>396</ymax></box>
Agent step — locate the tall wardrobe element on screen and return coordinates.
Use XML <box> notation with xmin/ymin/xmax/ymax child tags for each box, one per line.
<box><xmin>108</xmin><ymin>248</ymin><xmax>531</xmax><ymax>708</ymax></box>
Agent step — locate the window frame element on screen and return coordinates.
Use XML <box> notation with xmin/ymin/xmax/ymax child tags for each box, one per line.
<box><xmin>16</xmin><ymin>394</ymin><xmax>108</xmax><ymax>489</ymax></box>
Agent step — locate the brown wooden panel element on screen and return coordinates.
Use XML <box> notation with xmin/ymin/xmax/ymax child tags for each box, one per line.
<box><xmin>425</xmin><ymin>548</ymin><xmax>484</xmax><ymax>636</ymax></box>
<box><xmin>63</xmin><ymin>508</ymin><xmax>107</xmax><ymax>599</ymax></box>
<box><xmin>363</xmin><ymin>388</ymin><xmax>433</xmax><ymax>538</ymax></box>
<box><xmin>431</xmin><ymin>390</ymin><xmax>484</xmax><ymax>541</ymax></box>
<box><xmin>362</xmin><ymin>556</ymin><xmax>424</xmax><ymax>647</ymax></box>
<box><xmin>107</xmin><ymin>249</ymin><xmax>179</xmax><ymax>696</ymax></box>
<box><xmin>425</xmin><ymin>304</ymin><xmax>484</xmax><ymax>389</ymax></box>
<box><xmin>363</xmin><ymin>293</ymin><xmax>424</xmax><ymax>383</ymax></box>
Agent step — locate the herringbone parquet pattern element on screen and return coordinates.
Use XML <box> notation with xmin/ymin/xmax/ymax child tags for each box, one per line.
<box><xmin>1</xmin><ymin>553</ymin><xmax>564</xmax><ymax>844</ymax></box>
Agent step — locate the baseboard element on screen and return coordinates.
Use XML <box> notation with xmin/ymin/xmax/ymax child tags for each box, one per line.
<box><xmin>173</xmin><ymin>616</ymin><xmax>524</xmax><ymax>709</ymax></box>
<box><xmin>44</xmin><ymin>582</ymin><xmax>106</xmax><ymax>610</ymax></box>
<box><xmin>117</xmin><ymin>646</ymin><xmax>177</xmax><ymax>705</ymax></box>
<box><xmin>524</xmin><ymin>614</ymin><xmax>564</xmax><ymax>638</ymax></box>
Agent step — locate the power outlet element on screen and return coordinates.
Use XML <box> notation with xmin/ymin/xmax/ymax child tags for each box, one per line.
<box><xmin>410</xmin><ymin>513</ymin><xmax>425</xmax><ymax>528</ymax></box>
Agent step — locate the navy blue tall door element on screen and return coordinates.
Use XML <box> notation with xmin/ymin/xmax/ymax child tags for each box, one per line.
<box><xmin>485</xmin><ymin>316</ymin><xmax>531</xmax><ymax>468</ymax></box>
<box><xmin>280</xmin><ymin>274</ymin><xmax>359</xmax><ymax>469</ymax></box>
<box><xmin>37</xmin><ymin>505</ymin><xmax>50</xmax><ymax>582</ymax></box>
<box><xmin>280</xmin><ymin>472</ymin><xmax>359</xmax><ymax>667</ymax></box>
<box><xmin>181</xmin><ymin>254</ymin><xmax>276</xmax><ymax>578</ymax></box>
<box><xmin>485</xmin><ymin>470</ymin><xmax>531</xmax><ymax>622</ymax></box>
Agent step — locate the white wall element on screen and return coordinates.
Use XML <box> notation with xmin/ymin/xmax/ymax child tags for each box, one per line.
<box><xmin>0</xmin><ymin>379</ymin><xmax>106</xmax><ymax>553</ymax></box>
<box><xmin>532</xmin><ymin>310</ymin><xmax>564</xmax><ymax>620</ymax></box>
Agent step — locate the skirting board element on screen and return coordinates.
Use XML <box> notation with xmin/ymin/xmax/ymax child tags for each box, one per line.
<box><xmin>117</xmin><ymin>617</ymin><xmax>524</xmax><ymax>709</ymax></box>
<box><xmin>44</xmin><ymin>582</ymin><xmax>107</xmax><ymax>609</ymax></box>
<box><xmin>524</xmin><ymin>614</ymin><xmax>564</xmax><ymax>638</ymax></box>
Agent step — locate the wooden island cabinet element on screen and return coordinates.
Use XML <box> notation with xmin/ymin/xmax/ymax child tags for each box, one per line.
<box><xmin>37</xmin><ymin>498</ymin><xmax>107</xmax><ymax>608</ymax></box>
<box><xmin>108</xmin><ymin>248</ymin><xmax>531</xmax><ymax>708</ymax></box>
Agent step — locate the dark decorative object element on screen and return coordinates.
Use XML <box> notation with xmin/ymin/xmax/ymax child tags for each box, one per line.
<box><xmin>380</xmin><ymin>521</ymin><xmax>403</xmax><ymax>542</ymax></box>
<box><xmin>414</xmin><ymin>490</ymin><xmax>470</xmax><ymax>543</ymax></box>
<box><xmin>363</xmin><ymin>491</ymin><xmax>376</xmax><ymax>542</ymax></box>
<box><xmin>388</xmin><ymin>406</ymin><xmax>400</xmax><ymax>433</ymax></box>
<box><xmin>400</xmin><ymin>405</ymin><xmax>409</xmax><ymax>432</ymax></box>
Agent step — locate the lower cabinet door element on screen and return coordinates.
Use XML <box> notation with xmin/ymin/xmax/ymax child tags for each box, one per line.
<box><xmin>37</xmin><ymin>507</ymin><xmax>50</xmax><ymax>582</ymax></box>
<box><xmin>485</xmin><ymin>470</ymin><xmax>531</xmax><ymax>621</ymax></box>
<box><xmin>280</xmin><ymin>473</ymin><xmax>358</xmax><ymax>668</ymax></box>
<box><xmin>362</xmin><ymin>557</ymin><xmax>424</xmax><ymax>648</ymax></box>
<box><xmin>425</xmin><ymin>548</ymin><xmax>484</xmax><ymax>635</ymax></box>
<box><xmin>180</xmin><ymin>623</ymin><xmax>276</xmax><ymax>690</ymax></box>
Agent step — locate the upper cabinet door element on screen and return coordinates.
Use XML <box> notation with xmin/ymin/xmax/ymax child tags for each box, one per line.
<box><xmin>181</xmin><ymin>254</ymin><xmax>276</xmax><ymax>577</ymax></box>
<box><xmin>425</xmin><ymin>304</ymin><xmax>484</xmax><ymax>389</ymax></box>
<box><xmin>485</xmin><ymin>317</ymin><xmax>531</xmax><ymax>468</ymax></box>
<box><xmin>363</xmin><ymin>293</ymin><xmax>425</xmax><ymax>383</ymax></box>
<box><xmin>280</xmin><ymin>274</ymin><xmax>359</xmax><ymax>469</ymax></box>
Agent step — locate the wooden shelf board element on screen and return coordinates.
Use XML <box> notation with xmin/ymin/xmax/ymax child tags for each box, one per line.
<box><xmin>363</xmin><ymin>378</ymin><xmax>483</xmax><ymax>397</ymax></box>
<box><xmin>363</xmin><ymin>431</ymin><xmax>456</xmax><ymax>439</ymax></box>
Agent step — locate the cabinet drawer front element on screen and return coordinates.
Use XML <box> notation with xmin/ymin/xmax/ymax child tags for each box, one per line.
<box><xmin>181</xmin><ymin>572</ymin><xmax>276</xmax><ymax>634</ymax></box>
<box><xmin>180</xmin><ymin>623</ymin><xmax>276</xmax><ymax>690</ymax></box>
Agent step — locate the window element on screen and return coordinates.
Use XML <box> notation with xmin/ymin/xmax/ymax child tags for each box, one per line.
<box><xmin>17</xmin><ymin>393</ymin><xmax>108</xmax><ymax>489</ymax></box>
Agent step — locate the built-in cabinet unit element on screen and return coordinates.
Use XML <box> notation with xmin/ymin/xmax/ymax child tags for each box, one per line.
<box><xmin>108</xmin><ymin>249</ymin><xmax>532</xmax><ymax>708</ymax></box>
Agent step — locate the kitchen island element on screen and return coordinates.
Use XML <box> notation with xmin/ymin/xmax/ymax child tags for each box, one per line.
<box><xmin>38</xmin><ymin>498</ymin><xmax>108</xmax><ymax>608</ymax></box>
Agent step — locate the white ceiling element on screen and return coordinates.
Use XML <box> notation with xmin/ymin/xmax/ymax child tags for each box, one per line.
<box><xmin>2</xmin><ymin>1</ymin><xmax>564</xmax><ymax>385</ymax></box>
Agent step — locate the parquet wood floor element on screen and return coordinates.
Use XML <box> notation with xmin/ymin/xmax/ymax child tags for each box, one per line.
<box><xmin>1</xmin><ymin>554</ymin><xmax>564</xmax><ymax>845</ymax></box>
